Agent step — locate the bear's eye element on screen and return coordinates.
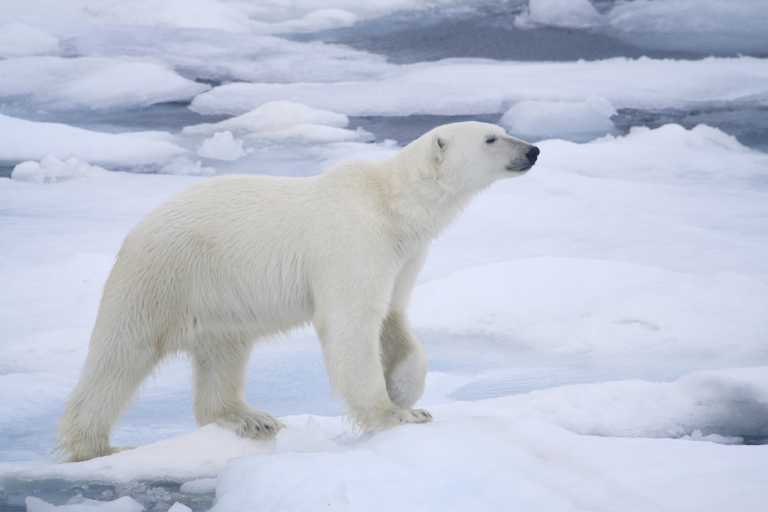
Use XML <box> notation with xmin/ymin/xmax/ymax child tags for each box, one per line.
<box><xmin>485</xmin><ymin>135</ymin><xmax>497</xmax><ymax>144</ymax></box>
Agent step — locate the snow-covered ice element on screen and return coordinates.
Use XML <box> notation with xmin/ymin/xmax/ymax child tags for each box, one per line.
<box><xmin>0</xmin><ymin>57</ymin><xmax>209</xmax><ymax>111</ymax></box>
<box><xmin>0</xmin><ymin>114</ymin><xmax>185</xmax><ymax>169</ymax></box>
<box><xmin>0</xmin><ymin>23</ymin><xmax>59</xmax><ymax>57</ymax></box>
<box><xmin>190</xmin><ymin>57</ymin><xmax>768</xmax><ymax>116</ymax></box>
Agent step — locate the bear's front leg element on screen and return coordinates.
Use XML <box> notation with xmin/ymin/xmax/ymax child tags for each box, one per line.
<box><xmin>381</xmin><ymin>311</ymin><xmax>428</xmax><ymax>409</ymax></box>
<box><xmin>313</xmin><ymin>285</ymin><xmax>431</xmax><ymax>431</ymax></box>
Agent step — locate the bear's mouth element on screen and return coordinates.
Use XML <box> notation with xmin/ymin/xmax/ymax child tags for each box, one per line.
<box><xmin>506</xmin><ymin>163</ymin><xmax>533</xmax><ymax>172</ymax></box>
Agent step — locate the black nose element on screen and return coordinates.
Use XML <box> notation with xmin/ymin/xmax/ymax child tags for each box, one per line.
<box><xmin>526</xmin><ymin>146</ymin><xmax>540</xmax><ymax>164</ymax></box>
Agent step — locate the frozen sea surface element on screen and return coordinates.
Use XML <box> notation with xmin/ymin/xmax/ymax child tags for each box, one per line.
<box><xmin>1</xmin><ymin>1</ymin><xmax>768</xmax><ymax>511</ymax></box>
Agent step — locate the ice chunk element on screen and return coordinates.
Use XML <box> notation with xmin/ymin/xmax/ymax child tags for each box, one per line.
<box><xmin>0</xmin><ymin>114</ymin><xmax>185</xmax><ymax>168</ymax></box>
<box><xmin>179</xmin><ymin>478</ymin><xmax>217</xmax><ymax>495</ymax></box>
<box><xmin>185</xmin><ymin>101</ymin><xmax>369</xmax><ymax>143</ymax></box>
<box><xmin>0</xmin><ymin>57</ymin><xmax>209</xmax><ymax>111</ymax></box>
<box><xmin>500</xmin><ymin>97</ymin><xmax>616</xmax><ymax>139</ymax></box>
<box><xmin>247</xmin><ymin>125</ymin><xmax>373</xmax><ymax>143</ymax></box>
<box><xmin>167</xmin><ymin>503</ymin><xmax>191</xmax><ymax>512</ymax></box>
<box><xmin>11</xmin><ymin>156</ymin><xmax>109</xmax><ymax>184</ymax></box>
<box><xmin>0</xmin><ymin>23</ymin><xmax>58</xmax><ymax>57</ymax></box>
<box><xmin>197</xmin><ymin>132</ymin><xmax>247</xmax><ymax>161</ymax></box>
<box><xmin>515</xmin><ymin>0</ymin><xmax>602</xmax><ymax>29</ymax></box>
<box><xmin>184</xmin><ymin>101</ymin><xmax>349</xmax><ymax>135</ymax></box>
<box><xmin>190</xmin><ymin>57</ymin><xmax>768</xmax><ymax>116</ymax></box>
<box><xmin>26</xmin><ymin>496</ymin><xmax>143</xmax><ymax>512</ymax></box>
<box><xmin>160</xmin><ymin>157</ymin><xmax>215</xmax><ymax>176</ymax></box>
<box><xmin>252</xmin><ymin>9</ymin><xmax>359</xmax><ymax>34</ymax></box>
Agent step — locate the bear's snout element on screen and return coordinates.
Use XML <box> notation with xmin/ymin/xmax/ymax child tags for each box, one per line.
<box><xmin>526</xmin><ymin>146</ymin><xmax>540</xmax><ymax>165</ymax></box>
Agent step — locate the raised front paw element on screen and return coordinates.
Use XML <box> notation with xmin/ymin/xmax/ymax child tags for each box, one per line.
<box><xmin>216</xmin><ymin>408</ymin><xmax>284</xmax><ymax>440</ymax></box>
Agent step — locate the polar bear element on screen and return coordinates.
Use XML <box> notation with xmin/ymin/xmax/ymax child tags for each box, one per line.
<box><xmin>59</xmin><ymin>121</ymin><xmax>539</xmax><ymax>461</ymax></box>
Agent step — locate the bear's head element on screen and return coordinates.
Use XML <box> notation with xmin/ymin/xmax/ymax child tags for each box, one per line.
<box><xmin>426</xmin><ymin>121</ymin><xmax>539</xmax><ymax>193</ymax></box>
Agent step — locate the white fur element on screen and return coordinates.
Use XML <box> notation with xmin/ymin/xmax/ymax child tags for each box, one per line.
<box><xmin>58</xmin><ymin>122</ymin><xmax>536</xmax><ymax>461</ymax></box>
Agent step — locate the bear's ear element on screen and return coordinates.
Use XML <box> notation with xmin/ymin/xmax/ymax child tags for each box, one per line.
<box><xmin>433</xmin><ymin>135</ymin><xmax>447</xmax><ymax>165</ymax></box>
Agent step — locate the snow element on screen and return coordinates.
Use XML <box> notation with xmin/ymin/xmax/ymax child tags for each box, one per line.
<box><xmin>0</xmin><ymin>57</ymin><xmax>209</xmax><ymax>111</ymax></box>
<box><xmin>0</xmin><ymin>23</ymin><xmax>59</xmax><ymax>57</ymax></box>
<box><xmin>190</xmin><ymin>57</ymin><xmax>768</xmax><ymax>116</ymax></box>
<box><xmin>4</xmin><ymin>369</ymin><xmax>767</xmax><ymax>510</ymax></box>
<box><xmin>197</xmin><ymin>132</ymin><xmax>247</xmax><ymax>161</ymax></box>
<box><xmin>12</xmin><ymin>157</ymin><xmax>109</xmax><ymax>184</ymax></box>
<box><xmin>0</xmin><ymin>115</ymin><xmax>185</xmax><ymax>168</ymax></box>
<box><xmin>515</xmin><ymin>0</ymin><xmax>602</xmax><ymax>29</ymax></box>
<box><xmin>500</xmin><ymin>97</ymin><xmax>616</xmax><ymax>140</ymax></box>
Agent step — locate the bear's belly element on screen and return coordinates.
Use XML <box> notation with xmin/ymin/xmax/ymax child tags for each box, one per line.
<box><xmin>187</xmin><ymin>267</ymin><xmax>314</xmax><ymax>342</ymax></box>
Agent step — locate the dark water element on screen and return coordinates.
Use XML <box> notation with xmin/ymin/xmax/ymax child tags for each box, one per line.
<box><xmin>291</xmin><ymin>2</ymin><xmax>705</xmax><ymax>64</ymax></box>
<box><xmin>0</xmin><ymin>478</ymin><xmax>213</xmax><ymax>512</ymax></box>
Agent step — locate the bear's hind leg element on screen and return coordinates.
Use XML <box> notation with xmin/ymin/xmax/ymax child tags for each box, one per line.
<box><xmin>192</xmin><ymin>336</ymin><xmax>283</xmax><ymax>439</ymax></box>
<box><xmin>59</xmin><ymin>335</ymin><xmax>159</xmax><ymax>462</ymax></box>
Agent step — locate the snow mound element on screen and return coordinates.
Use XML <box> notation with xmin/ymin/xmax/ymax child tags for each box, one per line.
<box><xmin>189</xmin><ymin>57</ymin><xmax>768</xmax><ymax>116</ymax></box>
<box><xmin>27</xmin><ymin>496</ymin><xmax>143</xmax><ymax>512</ymax></box>
<box><xmin>0</xmin><ymin>23</ymin><xmax>58</xmax><ymax>57</ymax></box>
<box><xmin>500</xmin><ymin>97</ymin><xmax>616</xmax><ymax>139</ymax></box>
<box><xmin>0</xmin><ymin>57</ymin><xmax>209</xmax><ymax>111</ymax></box>
<box><xmin>0</xmin><ymin>114</ymin><xmax>185</xmax><ymax>168</ymax></box>
<box><xmin>212</xmin><ymin>368</ymin><xmax>768</xmax><ymax>512</ymax></box>
<box><xmin>515</xmin><ymin>0</ymin><xmax>602</xmax><ymax>29</ymax></box>
<box><xmin>197</xmin><ymin>132</ymin><xmax>247</xmax><ymax>161</ymax></box>
<box><xmin>540</xmin><ymin>123</ymin><xmax>768</xmax><ymax>185</ymax></box>
<box><xmin>184</xmin><ymin>101</ymin><xmax>349</xmax><ymax>135</ymax></box>
<box><xmin>11</xmin><ymin>157</ymin><xmax>109</xmax><ymax>184</ymax></box>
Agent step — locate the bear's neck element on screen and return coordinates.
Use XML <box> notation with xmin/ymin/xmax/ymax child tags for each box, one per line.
<box><xmin>376</xmin><ymin>152</ymin><xmax>476</xmax><ymax>250</ymax></box>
